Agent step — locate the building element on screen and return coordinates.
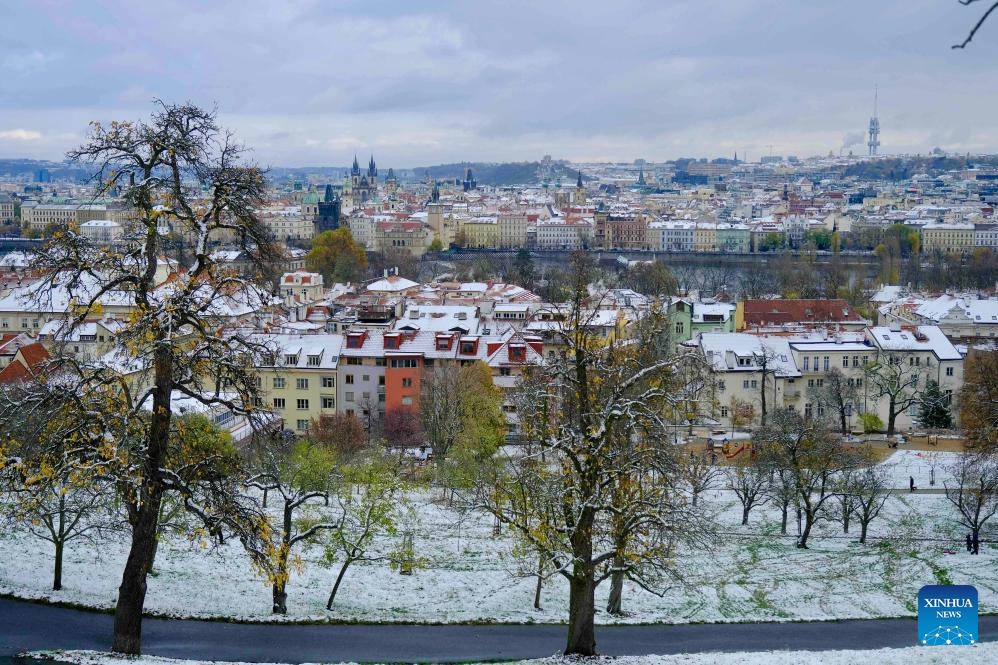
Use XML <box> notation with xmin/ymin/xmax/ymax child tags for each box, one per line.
<box><xmin>79</xmin><ymin>219</ymin><xmax>123</xmax><ymax>243</ymax></box>
<box><xmin>738</xmin><ymin>299</ymin><xmax>867</xmax><ymax>332</ymax></box>
<box><xmin>253</xmin><ymin>334</ymin><xmax>343</xmax><ymax>434</ymax></box>
<box><xmin>921</xmin><ymin>222</ymin><xmax>975</xmax><ymax>255</ymax></box>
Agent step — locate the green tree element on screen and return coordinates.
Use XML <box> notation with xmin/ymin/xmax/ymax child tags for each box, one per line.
<box><xmin>306</xmin><ymin>228</ymin><xmax>368</xmax><ymax>284</ymax></box>
<box><xmin>865</xmin><ymin>353</ymin><xmax>923</xmax><ymax>436</ymax></box>
<box><xmin>511</xmin><ymin>248</ymin><xmax>536</xmax><ymax>288</ymax></box>
<box><xmin>322</xmin><ymin>452</ymin><xmax>413</xmax><ymax>608</ymax></box>
<box><xmin>33</xmin><ymin>102</ymin><xmax>279</xmax><ymax>655</ymax></box>
<box><xmin>427</xmin><ymin>237</ymin><xmax>444</xmax><ymax>253</ymax></box>
<box><xmin>918</xmin><ymin>380</ymin><xmax>953</xmax><ymax>429</ymax></box>
<box><xmin>246</xmin><ymin>439</ymin><xmax>340</xmax><ymax>614</ymax></box>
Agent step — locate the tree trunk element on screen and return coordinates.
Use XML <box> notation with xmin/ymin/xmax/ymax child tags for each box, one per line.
<box><xmin>606</xmin><ymin>554</ymin><xmax>624</xmax><ymax>615</ymax></box>
<box><xmin>780</xmin><ymin>502</ymin><xmax>789</xmax><ymax>535</ymax></box>
<box><xmin>272</xmin><ymin>580</ymin><xmax>288</xmax><ymax>615</ymax></box>
<box><xmin>112</xmin><ymin>346</ymin><xmax>172</xmax><ymax>655</ymax></box>
<box><xmin>839</xmin><ymin>411</ymin><xmax>847</xmax><ymax>435</ymax></box>
<box><xmin>741</xmin><ymin>503</ymin><xmax>751</xmax><ymax>526</ymax></box>
<box><xmin>533</xmin><ymin>554</ymin><xmax>544</xmax><ymax>611</ymax></box>
<box><xmin>859</xmin><ymin>520</ymin><xmax>869</xmax><ymax>544</ymax></box>
<box><xmin>887</xmin><ymin>397</ymin><xmax>897</xmax><ymax>436</ymax></box>
<box><xmin>326</xmin><ymin>559</ymin><xmax>353</xmax><ymax>609</ymax></box>
<box><xmin>565</xmin><ymin>565</ymin><xmax>597</xmax><ymax>656</ymax></box>
<box><xmin>53</xmin><ymin>494</ymin><xmax>65</xmax><ymax>591</ymax></box>
<box><xmin>842</xmin><ymin>503</ymin><xmax>850</xmax><ymax>534</ymax></box>
<box><xmin>798</xmin><ymin>512</ymin><xmax>815</xmax><ymax>548</ymax></box>
<box><xmin>53</xmin><ymin>539</ymin><xmax>63</xmax><ymax>591</ymax></box>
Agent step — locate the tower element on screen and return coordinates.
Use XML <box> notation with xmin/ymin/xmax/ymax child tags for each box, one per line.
<box><xmin>367</xmin><ymin>155</ymin><xmax>378</xmax><ymax>188</ymax></box>
<box><xmin>575</xmin><ymin>170</ymin><xmax>586</xmax><ymax>205</ymax></box>
<box><xmin>868</xmin><ymin>88</ymin><xmax>880</xmax><ymax>156</ymax></box>
<box><xmin>351</xmin><ymin>155</ymin><xmax>361</xmax><ymax>187</ymax></box>
<box><xmin>385</xmin><ymin>167</ymin><xmax>398</xmax><ymax>197</ymax></box>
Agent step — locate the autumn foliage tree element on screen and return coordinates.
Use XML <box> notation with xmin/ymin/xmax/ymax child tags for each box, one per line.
<box><xmin>31</xmin><ymin>102</ymin><xmax>280</xmax><ymax>655</ymax></box>
<box><xmin>306</xmin><ymin>228</ymin><xmax>368</xmax><ymax>284</ymax></box>
<box><xmin>479</xmin><ymin>253</ymin><xmax>708</xmax><ymax>655</ymax></box>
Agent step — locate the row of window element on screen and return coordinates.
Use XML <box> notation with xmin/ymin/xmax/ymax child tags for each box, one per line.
<box><xmin>272</xmin><ymin>396</ymin><xmax>336</xmax><ymax>410</ymax></box>
<box><xmin>271</xmin><ymin>376</ymin><xmax>336</xmax><ymax>390</ymax></box>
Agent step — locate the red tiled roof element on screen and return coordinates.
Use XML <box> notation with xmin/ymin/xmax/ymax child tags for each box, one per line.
<box><xmin>742</xmin><ymin>299</ymin><xmax>863</xmax><ymax>327</ymax></box>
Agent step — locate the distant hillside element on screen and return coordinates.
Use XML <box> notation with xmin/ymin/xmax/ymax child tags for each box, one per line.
<box><xmin>843</xmin><ymin>155</ymin><xmax>998</xmax><ymax>180</ymax></box>
<box><xmin>412</xmin><ymin>162</ymin><xmax>542</xmax><ymax>186</ymax></box>
<box><xmin>0</xmin><ymin>159</ymin><xmax>94</xmax><ymax>182</ymax></box>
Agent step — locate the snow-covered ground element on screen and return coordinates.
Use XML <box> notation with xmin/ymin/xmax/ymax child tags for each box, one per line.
<box><xmin>25</xmin><ymin>645</ymin><xmax>998</xmax><ymax>665</ymax></box>
<box><xmin>1</xmin><ymin>450</ymin><xmax>993</xmax><ymax>625</ymax></box>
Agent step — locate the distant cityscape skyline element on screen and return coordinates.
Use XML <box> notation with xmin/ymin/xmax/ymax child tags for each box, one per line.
<box><xmin>3</xmin><ymin>1</ymin><xmax>998</xmax><ymax>167</ymax></box>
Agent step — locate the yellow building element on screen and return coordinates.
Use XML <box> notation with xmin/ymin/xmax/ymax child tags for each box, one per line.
<box><xmin>252</xmin><ymin>334</ymin><xmax>343</xmax><ymax>433</ymax></box>
<box><xmin>694</xmin><ymin>222</ymin><xmax>717</xmax><ymax>252</ymax></box>
<box><xmin>461</xmin><ymin>217</ymin><xmax>499</xmax><ymax>248</ymax></box>
<box><xmin>921</xmin><ymin>223</ymin><xmax>975</xmax><ymax>255</ymax></box>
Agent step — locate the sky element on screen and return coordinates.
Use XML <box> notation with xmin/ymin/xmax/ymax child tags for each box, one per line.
<box><xmin>2</xmin><ymin>0</ymin><xmax>998</xmax><ymax>167</ymax></box>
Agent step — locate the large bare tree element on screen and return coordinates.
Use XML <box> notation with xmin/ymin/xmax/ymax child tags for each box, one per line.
<box><xmin>32</xmin><ymin>102</ymin><xmax>281</xmax><ymax>654</ymax></box>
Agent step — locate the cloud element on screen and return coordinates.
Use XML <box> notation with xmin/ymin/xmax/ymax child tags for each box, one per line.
<box><xmin>842</xmin><ymin>132</ymin><xmax>866</xmax><ymax>149</ymax></box>
<box><xmin>0</xmin><ymin>129</ymin><xmax>43</xmax><ymax>141</ymax></box>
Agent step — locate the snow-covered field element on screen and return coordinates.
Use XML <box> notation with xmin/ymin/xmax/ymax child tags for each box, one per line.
<box><xmin>1</xmin><ymin>450</ymin><xmax>993</xmax><ymax>625</ymax></box>
<box><xmin>25</xmin><ymin>645</ymin><xmax>998</xmax><ymax>665</ymax></box>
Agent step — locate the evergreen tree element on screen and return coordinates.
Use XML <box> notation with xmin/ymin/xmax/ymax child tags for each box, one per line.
<box><xmin>918</xmin><ymin>380</ymin><xmax>953</xmax><ymax>429</ymax></box>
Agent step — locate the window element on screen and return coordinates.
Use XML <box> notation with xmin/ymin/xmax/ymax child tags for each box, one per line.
<box><xmin>296</xmin><ymin>419</ymin><xmax>310</xmax><ymax>431</ymax></box>
<box><xmin>296</xmin><ymin>378</ymin><xmax>309</xmax><ymax>390</ymax></box>
<box><xmin>322</xmin><ymin>376</ymin><xmax>335</xmax><ymax>388</ymax></box>
<box><xmin>345</xmin><ymin>375</ymin><xmax>354</xmax><ymax>384</ymax></box>
<box><xmin>805</xmin><ymin>403</ymin><xmax>813</xmax><ymax>418</ymax></box>
<box><xmin>743</xmin><ymin>380</ymin><xmax>750</xmax><ymax>389</ymax></box>
<box><xmin>751</xmin><ymin>380</ymin><xmax>758</xmax><ymax>388</ymax></box>
<box><xmin>390</xmin><ymin>358</ymin><xmax>419</xmax><ymax>368</ymax></box>
<box><xmin>717</xmin><ymin>380</ymin><xmax>725</xmax><ymax>392</ymax></box>
<box><xmin>284</xmin><ymin>354</ymin><xmax>299</xmax><ymax>365</ymax></box>
<box><xmin>803</xmin><ymin>357</ymin><xmax>809</xmax><ymax>371</ymax></box>
<box><xmin>852</xmin><ymin>356</ymin><xmax>859</xmax><ymax>367</ymax></box>
<box><xmin>272</xmin><ymin>377</ymin><xmax>285</xmax><ymax>389</ymax></box>
<box><xmin>402</xmin><ymin>396</ymin><xmax>413</xmax><ymax>406</ymax></box>
<box><xmin>347</xmin><ymin>357</ymin><xmax>362</xmax><ymax>365</ymax></box>
<box><xmin>402</xmin><ymin>378</ymin><xmax>413</xmax><ymax>388</ymax></box>
<box><xmin>720</xmin><ymin>406</ymin><xmax>729</xmax><ymax>418</ymax></box>
<box><xmin>363</xmin><ymin>374</ymin><xmax>370</xmax><ymax>382</ymax></box>
<box><xmin>307</xmin><ymin>355</ymin><xmax>321</xmax><ymax>367</ymax></box>
<box><xmin>322</xmin><ymin>396</ymin><xmax>335</xmax><ymax>409</ymax></box>
<box><xmin>862</xmin><ymin>356</ymin><xmax>869</xmax><ymax>366</ymax></box>
<box><xmin>823</xmin><ymin>356</ymin><xmax>830</xmax><ymax>371</ymax></box>
<box><xmin>376</xmin><ymin>357</ymin><xmax>387</xmax><ymax>366</ymax></box>
<box><xmin>842</xmin><ymin>357</ymin><xmax>849</xmax><ymax>367</ymax></box>
<box><xmin>460</xmin><ymin>341</ymin><xmax>476</xmax><ymax>354</ymax></box>
<box><xmin>675</xmin><ymin>321</ymin><xmax>684</xmax><ymax>334</ymax></box>
<box><xmin>424</xmin><ymin>358</ymin><xmax>434</xmax><ymax>367</ymax></box>
<box><xmin>817</xmin><ymin>404</ymin><xmax>825</xmax><ymax>417</ymax></box>
<box><xmin>436</xmin><ymin>337</ymin><xmax>451</xmax><ymax>350</ymax></box>
<box><xmin>378</xmin><ymin>375</ymin><xmax>386</xmax><ymax>385</ymax></box>
<box><xmin>345</xmin><ymin>391</ymin><xmax>354</xmax><ymax>402</ymax></box>
<box><xmin>808</xmin><ymin>379</ymin><xmax>815</xmax><ymax>387</ymax></box>
<box><xmin>273</xmin><ymin>398</ymin><xmax>286</xmax><ymax>409</ymax></box>
<box><xmin>946</xmin><ymin>366</ymin><xmax>954</xmax><ymax>376</ymax></box>
<box><xmin>816</xmin><ymin>379</ymin><xmax>824</xmax><ymax>387</ymax></box>
<box><xmin>296</xmin><ymin>399</ymin><xmax>309</xmax><ymax>410</ymax></box>
<box><xmin>813</xmin><ymin>356</ymin><xmax>819</xmax><ymax>371</ymax></box>
<box><xmin>856</xmin><ymin>378</ymin><xmax>862</xmax><ymax>387</ymax></box>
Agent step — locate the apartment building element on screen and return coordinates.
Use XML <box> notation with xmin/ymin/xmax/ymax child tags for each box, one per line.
<box><xmin>253</xmin><ymin>334</ymin><xmax>343</xmax><ymax>434</ymax></box>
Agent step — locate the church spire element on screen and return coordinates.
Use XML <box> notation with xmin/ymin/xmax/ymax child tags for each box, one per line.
<box><xmin>576</xmin><ymin>170</ymin><xmax>583</xmax><ymax>188</ymax></box>
<box><xmin>351</xmin><ymin>154</ymin><xmax>360</xmax><ymax>175</ymax></box>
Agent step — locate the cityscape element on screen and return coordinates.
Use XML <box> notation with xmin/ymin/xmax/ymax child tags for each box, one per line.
<box><xmin>3</xmin><ymin>2</ymin><xmax>998</xmax><ymax>665</ymax></box>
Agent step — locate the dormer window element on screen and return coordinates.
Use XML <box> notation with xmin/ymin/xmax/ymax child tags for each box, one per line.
<box><xmin>509</xmin><ymin>344</ymin><xmax>526</xmax><ymax>362</ymax></box>
<box><xmin>284</xmin><ymin>354</ymin><xmax>299</xmax><ymax>365</ymax></box>
<box><xmin>307</xmin><ymin>354</ymin><xmax>321</xmax><ymax>367</ymax></box>
<box><xmin>436</xmin><ymin>335</ymin><xmax>452</xmax><ymax>351</ymax></box>
<box><xmin>384</xmin><ymin>334</ymin><xmax>400</xmax><ymax>350</ymax></box>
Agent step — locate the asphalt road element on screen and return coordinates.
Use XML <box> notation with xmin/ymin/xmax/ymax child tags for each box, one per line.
<box><xmin>3</xmin><ymin>598</ymin><xmax>997</xmax><ymax>663</ymax></box>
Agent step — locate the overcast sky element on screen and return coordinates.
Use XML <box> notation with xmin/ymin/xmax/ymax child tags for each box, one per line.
<box><xmin>2</xmin><ymin>0</ymin><xmax>998</xmax><ymax>167</ymax></box>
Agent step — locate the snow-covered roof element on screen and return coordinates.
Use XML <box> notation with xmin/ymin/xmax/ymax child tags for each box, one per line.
<box><xmin>396</xmin><ymin>305</ymin><xmax>479</xmax><ymax>334</ymax></box>
<box><xmin>699</xmin><ymin>333</ymin><xmax>800</xmax><ymax>376</ymax></box>
<box><xmin>867</xmin><ymin>326</ymin><xmax>961</xmax><ymax>360</ymax></box>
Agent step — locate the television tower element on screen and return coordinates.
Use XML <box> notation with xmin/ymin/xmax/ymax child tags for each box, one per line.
<box><xmin>868</xmin><ymin>87</ymin><xmax>881</xmax><ymax>156</ymax></box>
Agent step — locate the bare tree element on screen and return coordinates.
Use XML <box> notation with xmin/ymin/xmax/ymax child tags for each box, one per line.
<box><xmin>33</xmin><ymin>102</ymin><xmax>281</xmax><ymax>655</ymax></box>
<box><xmin>808</xmin><ymin>369</ymin><xmax>858</xmax><ymax>435</ymax></box>
<box><xmin>851</xmin><ymin>460</ymin><xmax>893</xmax><ymax>544</ymax></box>
<box><xmin>755</xmin><ymin>410</ymin><xmax>854</xmax><ymax>548</ymax></box>
<box><xmin>865</xmin><ymin>353</ymin><xmax>924</xmax><ymax>437</ymax></box>
<box><xmin>725</xmin><ymin>457</ymin><xmax>771</xmax><ymax>526</ymax></box>
<box><xmin>681</xmin><ymin>452</ymin><xmax>723</xmax><ymax>508</ymax></box>
<box><xmin>944</xmin><ymin>453</ymin><xmax>998</xmax><ymax>539</ymax></box>
<box><xmin>953</xmin><ymin>0</ymin><xmax>998</xmax><ymax>49</ymax></box>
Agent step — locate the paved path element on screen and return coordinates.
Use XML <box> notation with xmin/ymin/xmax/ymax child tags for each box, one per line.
<box><xmin>3</xmin><ymin>598</ymin><xmax>997</xmax><ymax>663</ymax></box>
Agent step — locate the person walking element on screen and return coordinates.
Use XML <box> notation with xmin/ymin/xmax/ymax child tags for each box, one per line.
<box><xmin>909</xmin><ymin>476</ymin><xmax>915</xmax><ymax>493</ymax></box>
<box><xmin>972</xmin><ymin>530</ymin><xmax>980</xmax><ymax>555</ymax></box>
<box><xmin>967</xmin><ymin>533</ymin><xmax>974</xmax><ymax>553</ymax></box>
